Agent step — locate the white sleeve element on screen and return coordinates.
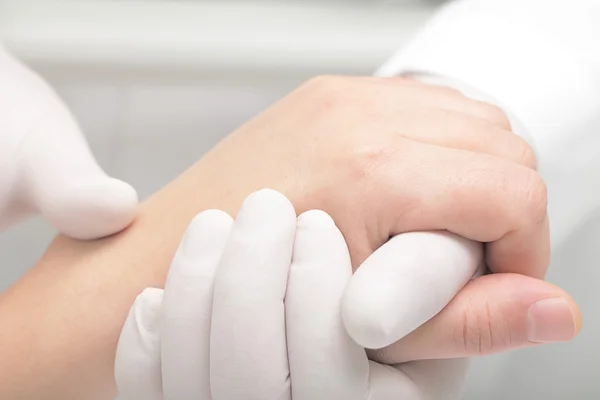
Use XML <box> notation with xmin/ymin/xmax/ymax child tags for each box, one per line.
<box><xmin>377</xmin><ymin>0</ymin><xmax>600</xmax><ymax>248</ymax></box>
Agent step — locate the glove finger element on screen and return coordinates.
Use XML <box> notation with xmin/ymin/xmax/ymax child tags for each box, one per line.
<box><xmin>210</xmin><ymin>189</ymin><xmax>296</xmax><ymax>400</ymax></box>
<box><xmin>286</xmin><ymin>210</ymin><xmax>369</xmax><ymax>400</ymax></box>
<box><xmin>161</xmin><ymin>210</ymin><xmax>234</xmax><ymax>400</ymax></box>
<box><xmin>343</xmin><ymin>231</ymin><xmax>484</xmax><ymax>349</ymax></box>
<box><xmin>395</xmin><ymin>358</ymin><xmax>470</xmax><ymax>400</ymax></box>
<box><xmin>1</xmin><ymin>46</ymin><xmax>138</xmax><ymax>239</ymax></box>
<box><xmin>115</xmin><ymin>288</ymin><xmax>164</xmax><ymax>400</ymax></box>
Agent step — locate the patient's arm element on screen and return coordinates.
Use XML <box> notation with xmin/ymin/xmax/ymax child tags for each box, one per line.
<box><xmin>1</xmin><ymin>136</ymin><xmax>275</xmax><ymax>398</ymax></box>
<box><xmin>0</xmin><ymin>164</ymin><xmax>217</xmax><ymax>399</ymax></box>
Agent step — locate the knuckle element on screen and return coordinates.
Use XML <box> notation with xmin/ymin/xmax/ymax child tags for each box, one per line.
<box><xmin>441</xmin><ymin>109</ymin><xmax>473</xmax><ymax>135</ymax></box>
<box><xmin>521</xmin><ymin>171</ymin><xmax>548</xmax><ymax>225</ymax></box>
<box><xmin>455</xmin><ymin>296</ymin><xmax>507</xmax><ymax>356</ymax></box>
<box><xmin>479</xmin><ymin>103</ymin><xmax>512</xmax><ymax>130</ymax></box>
<box><xmin>513</xmin><ymin>136</ymin><xmax>537</xmax><ymax>169</ymax></box>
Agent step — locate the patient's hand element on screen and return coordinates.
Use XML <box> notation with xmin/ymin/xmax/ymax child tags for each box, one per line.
<box><xmin>196</xmin><ymin>76</ymin><xmax>546</xmax><ymax>278</ymax></box>
<box><xmin>115</xmin><ymin>189</ymin><xmax>469</xmax><ymax>400</ymax></box>
<box><xmin>0</xmin><ymin>45</ymin><xmax>137</xmax><ymax>239</ymax></box>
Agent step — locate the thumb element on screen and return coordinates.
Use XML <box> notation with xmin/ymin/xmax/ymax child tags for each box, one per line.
<box><xmin>114</xmin><ymin>288</ymin><xmax>164</xmax><ymax>400</ymax></box>
<box><xmin>3</xmin><ymin>47</ymin><xmax>137</xmax><ymax>239</ymax></box>
<box><xmin>369</xmin><ymin>273</ymin><xmax>582</xmax><ymax>364</ymax></box>
<box><xmin>17</xmin><ymin>99</ymin><xmax>138</xmax><ymax>239</ymax></box>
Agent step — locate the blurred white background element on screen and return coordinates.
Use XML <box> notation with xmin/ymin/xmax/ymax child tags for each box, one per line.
<box><xmin>1</xmin><ymin>1</ymin><xmax>597</xmax><ymax>399</ymax></box>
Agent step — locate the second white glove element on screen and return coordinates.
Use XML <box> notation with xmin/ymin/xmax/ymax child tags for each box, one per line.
<box><xmin>115</xmin><ymin>189</ymin><xmax>469</xmax><ymax>400</ymax></box>
<box><xmin>0</xmin><ymin>45</ymin><xmax>138</xmax><ymax>239</ymax></box>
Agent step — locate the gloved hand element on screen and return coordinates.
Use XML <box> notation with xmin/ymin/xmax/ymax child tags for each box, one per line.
<box><xmin>115</xmin><ymin>189</ymin><xmax>472</xmax><ymax>400</ymax></box>
<box><xmin>0</xmin><ymin>45</ymin><xmax>137</xmax><ymax>239</ymax></box>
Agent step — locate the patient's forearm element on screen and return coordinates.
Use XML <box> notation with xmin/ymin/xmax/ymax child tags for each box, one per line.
<box><xmin>0</xmin><ymin>149</ymin><xmax>258</xmax><ymax>399</ymax></box>
<box><xmin>0</xmin><ymin>85</ymin><xmax>315</xmax><ymax>397</ymax></box>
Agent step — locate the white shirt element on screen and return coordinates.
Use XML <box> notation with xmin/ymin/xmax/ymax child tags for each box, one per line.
<box><xmin>378</xmin><ymin>0</ymin><xmax>600</xmax><ymax>398</ymax></box>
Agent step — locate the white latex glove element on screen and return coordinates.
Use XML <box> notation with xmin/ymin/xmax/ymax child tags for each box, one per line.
<box><xmin>0</xmin><ymin>45</ymin><xmax>137</xmax><ymax>239</ymax></box>
<box><xmin>115</xmin><ymin>189</ymin><xmax>470</xmax><ymax>400</ymax></box>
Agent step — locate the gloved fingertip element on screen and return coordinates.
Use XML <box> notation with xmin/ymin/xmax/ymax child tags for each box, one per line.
<box><xmin>297</xmin><ymin>209</ymin><xmax>336</xmax><ymax>228</ymax></box>
<box><xmin>342</xmin><ymin>275</ymin><xmax>421</xmax><ymax>349</ymax></box>
<box><xmin>181</xmin><ymin>209</ymin><xmax>233</xmax><ymax>259</ymax></box>
<box><xmin>236</xmin><ymin>188</ymin><xmax>296</xmax><ymax>226</ymax></box>
<box><xmin>44</xmin><ymin>176</ymin><xmax>139</xmax><ymax>240</ymax></box>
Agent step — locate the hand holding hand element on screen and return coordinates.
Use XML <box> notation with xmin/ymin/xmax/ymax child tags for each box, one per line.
<box><xmin>200</xmin><ymin>75</ymin><xmax>546</xmax><ymax>278</ymax></box>
<box><xmin>187</xmin><ymin>76</ymin><xmax>579</xmax><ymax>356</ymax></box>
<box><xmin>115</xmin><ymin>190</ymin><xmax>470</xmax><ymax>400</ymax></box>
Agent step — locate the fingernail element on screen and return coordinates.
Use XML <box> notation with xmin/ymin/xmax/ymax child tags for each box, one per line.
<box><xmin>527</xmin><ymin>298</ymin><xmax>576</xmax><ymax>343</ymax></box>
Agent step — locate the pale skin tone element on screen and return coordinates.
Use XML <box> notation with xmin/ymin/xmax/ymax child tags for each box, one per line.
<box><xmin>0</xmin><ymin>77</ymin><xmax>581</xmax><ymax>399</ymax></box>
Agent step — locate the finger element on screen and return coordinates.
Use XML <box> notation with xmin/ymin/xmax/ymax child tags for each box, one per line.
<box><xmin>399</xmin><ymin>82</ymin><xmax>513</xmax><ymax>130</ymax></box>
<box><xmin>356</xmin><ymin>78</ymin><xmax>535</xmax><ymax>169</ymax></box>
<box><xmin>487</xmin><ymin>213</ymin><xmax>549</xmax><ymax>279</ymax></box>
<box><xmin>210</xmin><ymin>189</ymin><xmax>296</xmax><ymax>400</ymax></box>
<box><xmin>9</xmin><ymin>53</ymin><xmax>138</xmax><ymax>239</ymax></box>
<box><xmin>343</xmin><ymin>231</ymin><xmax>484</xmax><ymax>349</ymax></box>
<box><xmin>286</xmin><ymin>210</ymin><xmax>369</xmax><ymax>400</ymax></box>
<box><xmin>114</xmin><ymin>288</ymin><xmax>164</xmax><ymax>400</ymax></box>
<box><xmin>366</xmin><ymin>76</ymin><xmax>512</xmax><ymax>130</ymax></box>
<box><xmin>161</xmin><ymin>210</ymin><xmax>233</xmax><ymax>400</ymax></box>
<box><xmin>392</xmin><ymin>109</ymin><xmax>536</xmax><ymax>169</ymax></box>
<box><xmin>396</xmin><ymin>358</ymin><xmax>470</xmax><ymax>400</ymax></box>
<box><xmin>377</xmin><ymin>141</ymin><xmax>550</xmax><ymax>279</ymax></box>
<box><xmin>369</xmin><ymin>273</ymin><xmax>581</xmax><ymax>364</ymax></box>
